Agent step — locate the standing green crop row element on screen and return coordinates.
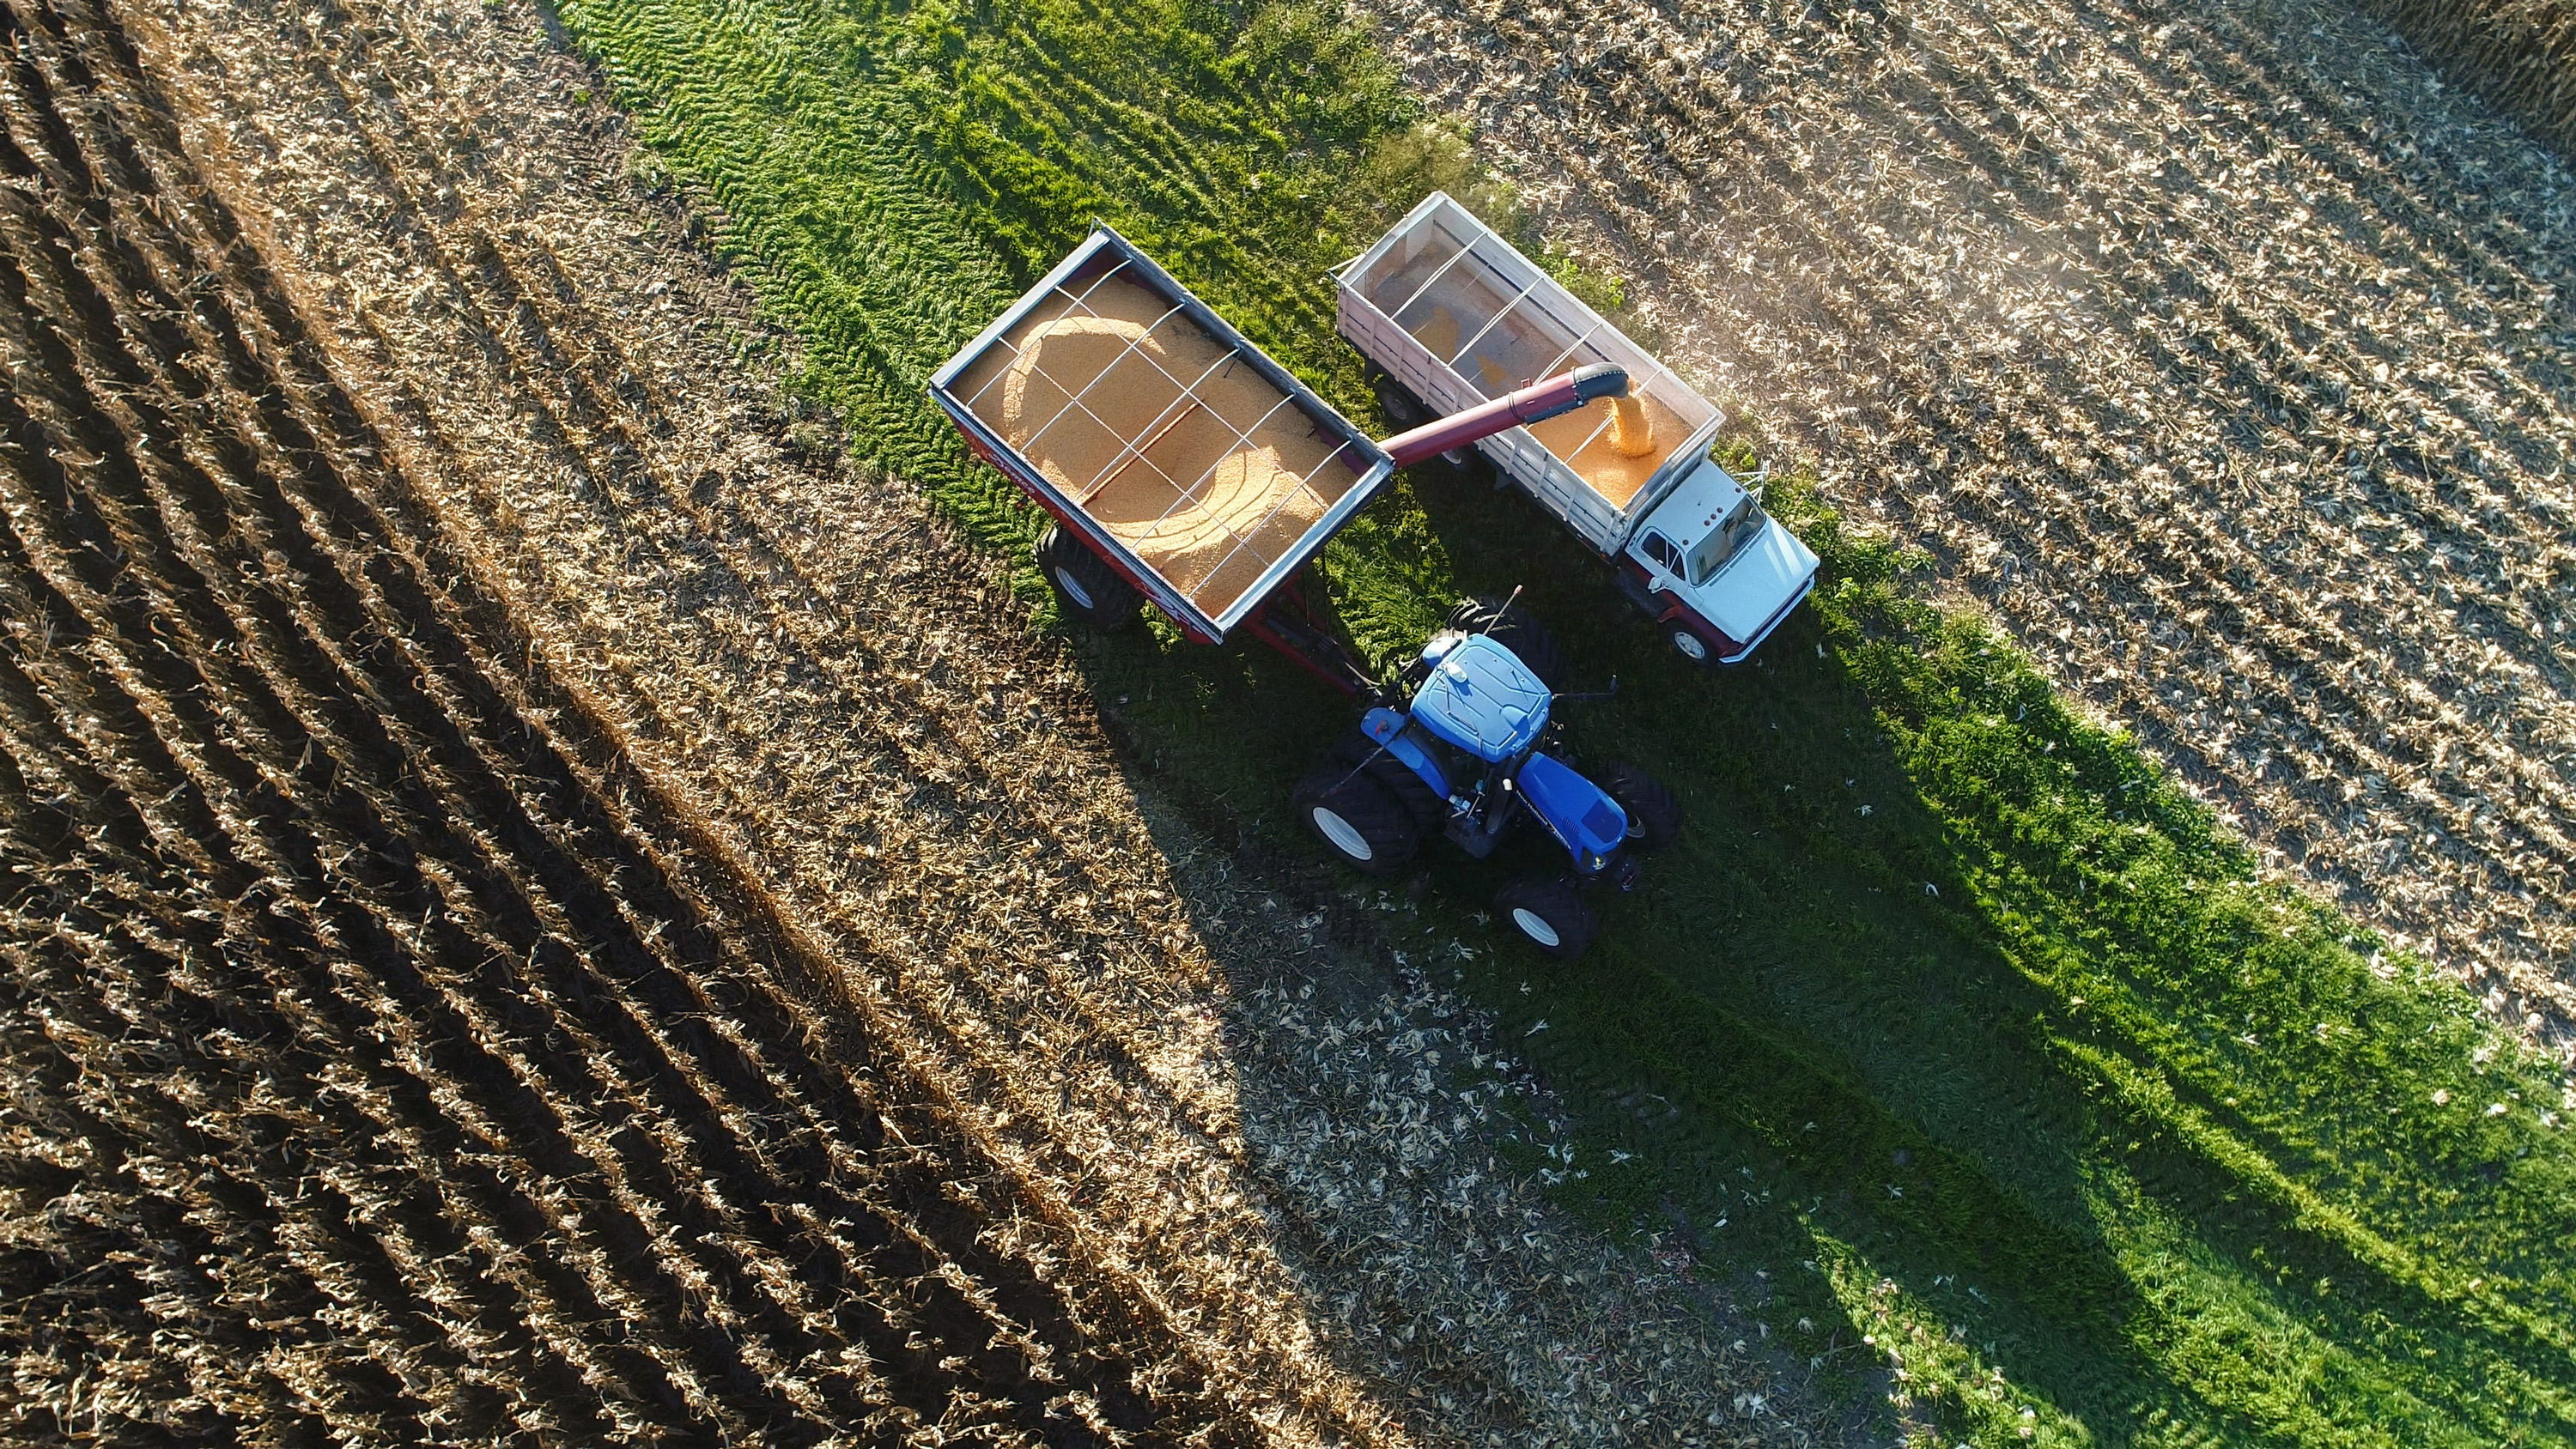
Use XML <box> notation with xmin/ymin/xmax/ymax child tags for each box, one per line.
<box><xmin>557</xmin><ymin>2</ymin><xmax>2576</xmax><ymax>1443</ymax></box>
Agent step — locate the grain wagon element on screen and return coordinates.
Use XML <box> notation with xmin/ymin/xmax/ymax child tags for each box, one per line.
<box><xmin>927</xmin><ymin>222</ymin><xmax>1625</xmax><ymax>693</ymax></box>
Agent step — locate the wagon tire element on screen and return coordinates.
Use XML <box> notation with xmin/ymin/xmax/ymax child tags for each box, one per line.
<box><xmin>1293</xmin><ymin>764</ymin><xmax>1419</xmax><ymax>876</ymax></box>
<box><xmin>1495</xmin><ymin>876</ymin><xmax>1597</xmax><ymax>961</ymax></box>
<box><xmin>1332</xmin><ymin>730</ymin><xmax>1448</xmax><ymax>835</ymax></box>
<box><xmin>1446</xmin><ymin>597</ymin><xmax>1571</xmax><ymax>689</ymax></box>
<box><xmin>1036</xmin><ymin>523</ymin><xmax>1141</xmax><ymax>630</ymax></box>
<box><xmin>1603</xmin><ymin>762</ymin><xmax>1682</xmax><ymax>851</ymax></box>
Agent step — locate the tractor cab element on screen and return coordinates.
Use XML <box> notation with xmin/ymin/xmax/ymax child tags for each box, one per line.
<box><xmin>1409</xmin><ymin>634</ymin><xmax>1549</xmax><ymax>762</ymax></box>
<box><xmin>1358</xmin><ymin>630</ymin><xmax>1630</xmax><ymax>873</ymax></box>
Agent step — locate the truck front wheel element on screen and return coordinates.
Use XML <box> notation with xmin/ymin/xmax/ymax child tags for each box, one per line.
<box><xmin>1293</xmin><ymin>765</ymin><xmax>1419</xmax><ymax>876</ymax></box>
<box><xmin>1668</xmin><ymin>626</ymin><xmax>1712</xmax><ymax>666</ymax></box>
<box><xmin>1036</xmin><ymin>523</ymin><xmax>1141</xmax><ymax>630</ymax></box>
<box><xmin>1495</xmin><ymin>876</ymin><xmax>1597</xmax><ymax>961</ymax></box>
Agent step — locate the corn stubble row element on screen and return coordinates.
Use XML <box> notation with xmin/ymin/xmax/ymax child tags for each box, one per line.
<box><xmin>0</xmin><ymin>0</ymin><xmax>1826</xmax><ymax>1442</ymax></box>
<box><xmin>2361</xmin><ymin>0</ymin><xmax>2576</xmax><ymax>159</ymax></box>
<box><xmin>1370</xmin><ymin>0</ymin><xmax>2576</xmax><ymax>1051</ymax></box>
<box><xmin>0</xmin><ymin>3</ymin><xmax>1213</xmax><ymax>1439</ymax></box>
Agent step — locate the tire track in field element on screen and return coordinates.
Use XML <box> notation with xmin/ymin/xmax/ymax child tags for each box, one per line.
<box><xmin>1366</xmin><ymin>0</ymin><xmax>2576</xmax><ymax>1048</ymax></box>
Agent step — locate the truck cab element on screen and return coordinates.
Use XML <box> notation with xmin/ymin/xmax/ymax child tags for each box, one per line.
<box><xmin>1619</xmin><ymin>458</ymin><xmax>1820</xmax><ymax>665</ymax></box>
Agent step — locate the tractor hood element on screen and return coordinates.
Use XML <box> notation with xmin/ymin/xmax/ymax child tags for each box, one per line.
<box><xmin>1516</xmin><ymin>752</ymin><xmax>1629</xmax><ymax>860</ymax></box>
<box><xmin>1410</xmin><ymin>634</ymin><xmax>1550</xmax><ymax>763</ymax></box>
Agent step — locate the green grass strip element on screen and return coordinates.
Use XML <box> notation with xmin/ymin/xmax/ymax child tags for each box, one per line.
<box><xmin>556</xmin><ymin>0</ymin><xmax>2576</xmax><ymax>1440</ymax></box>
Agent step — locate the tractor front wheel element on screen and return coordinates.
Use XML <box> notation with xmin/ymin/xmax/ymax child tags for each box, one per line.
<box><xmin>1293</xmin><ymin>765</ymin><xmax>1419</xmax><ymax>876</ymax></box>
<box><xmin>1036</xmin><ymin>523</ymin><xmax>1141</xmax><ymax>630</ymax></box>
<box><xmin>1495</xmin><ymin>876</ymin><xmax>1598</xmax><ymax>961</ymax></box>
<box><xmin>1604</xmin><ymin>762</ymin><xmax>1683</xmax><ymax>851</ymax></box>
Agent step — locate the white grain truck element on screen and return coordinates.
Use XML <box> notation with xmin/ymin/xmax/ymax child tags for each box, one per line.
<box><xmin>1336</xmin><ymin>193</ymin><xmax>1817</xmax><ymax>664</ymax></box>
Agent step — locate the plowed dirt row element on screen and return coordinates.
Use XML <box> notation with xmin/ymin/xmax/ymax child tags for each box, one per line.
<box><xmin>1366</xmin><ymin>0</ymin><xmax>2576</xmax><ymax>1046</ymax></box>
<box><xmin>0</xmin><ymin>0</ymin><xmax>1823</xmax><ymax>1442</ymax></box>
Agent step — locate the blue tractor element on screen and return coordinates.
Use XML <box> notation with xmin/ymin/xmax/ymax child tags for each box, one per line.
<box><xmin>1292</xmin><ymin>601</ymin><xmax>1680</xmax><ymax>960</ymax></box>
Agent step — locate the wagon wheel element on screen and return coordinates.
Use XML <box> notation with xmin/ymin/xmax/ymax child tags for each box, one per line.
<box><xmin>1036</xmin><ymin>523</ymin><xmax>1141</xmax><ymax>630</ymax></box>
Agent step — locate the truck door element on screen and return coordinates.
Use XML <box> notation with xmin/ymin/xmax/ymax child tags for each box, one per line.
<box><xmin>1637</xmin><ymin>530</ymin><xmax>1686</xmax><ymax>596</ymax></box>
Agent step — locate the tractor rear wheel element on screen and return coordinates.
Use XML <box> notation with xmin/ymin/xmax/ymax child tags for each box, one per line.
<box><xmin>1293</xmin><ymin>764</ymin><xmax>1419</xmax><ymax>876</ymax></box>
<box><xmin>1332</xmin><ymin>731</ymin><xmax>1449</xmax><ymax>836</ymax></box>
<box><xmin>1494</xmin><ymin>876</ymin><xmax>1597</xmax><ymax>961</ymax></box>
<box><xmin>1446</xmin><ymin>597</ymin><xmax>1570</xmax><ymax>690</ymax></box>
<box><xmin>1036</xmin><ymin>523</ymin><xmax>1141</xmax><ymax>630</ymax></box>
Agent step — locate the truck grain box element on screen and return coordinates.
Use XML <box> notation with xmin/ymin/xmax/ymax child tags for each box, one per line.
<box><xmin>1336</xmin><ymin>192</ymin><xmax>1819</xmax><ymax>664</ymax></box>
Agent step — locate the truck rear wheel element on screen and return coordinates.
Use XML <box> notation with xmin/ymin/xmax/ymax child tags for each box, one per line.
<box><xmin>1036</xmin><ymin>523</ymin><xmax>1141</xmax><ymax>630</ymax></box>
<box><xmin>1447</xmin><ymin>597</ymin><xmax>1570</xmax><ymax>689</ymax></box>
<box><xmin>1370</xmin><ymin>369</ymin><xmax>1492</xmax><ymax>482</ymax></box>
<box><xmin>1603</xmin><ymin>763</ymin><xmax>1682</xmax><ymax>851</ymax></box>
<box><xmin>1495</xmin><ymin>876</ymin><xmax>1597</xmax><ymax>961</ymax></box>
<box><xmin>1293</xmin><ymin>764</ymin><xmax>1419</xmax><ymax>876</ymax></box>
<box><xmin>1369</xmin><ymin>367</ymin><xmax>1429</xmax><ymax>431</ymax></box>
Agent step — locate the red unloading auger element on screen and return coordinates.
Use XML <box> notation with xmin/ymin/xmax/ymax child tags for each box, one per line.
<box><xmin>1242</xmin><ymin>364</ymin><xmax>1635</xmax><ymax>697</ymax></box>
<box><xmin>1377</xmin><ymin>363</ymin><xmax>1631</xmax><ymax>467</ymax></box>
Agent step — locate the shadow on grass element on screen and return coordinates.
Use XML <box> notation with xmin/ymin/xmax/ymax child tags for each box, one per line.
<box><xmin>1054</xmin><ymin>446</ymin><xmax>2576</xmax><ymax>1446</ymax></box>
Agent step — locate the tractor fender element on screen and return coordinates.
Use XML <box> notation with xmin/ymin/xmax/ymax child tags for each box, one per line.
<box><xmin>1515</xmin><ymin>753</ymin><xmax>1629</xmax><ymax>867</ymax></box>
<box><xmin>1363</xmin><ymin>706</ymin><xmax>1451</xmax><ymax>802</ymax></box>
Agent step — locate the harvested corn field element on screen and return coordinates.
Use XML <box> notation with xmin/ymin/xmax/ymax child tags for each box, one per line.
<box><xmin>13</xmin><ymin>0</ymin><xmax>2576</xmax><ymax>1443</ymax></box>
<box><xmin>2360</xmin><ymin>0</ymin><xmax>2576</xmax><ymax>157</ymax></box>
<box><xmin>1368</xmin><ymin>0</ymin><xmax>2576</xmax><ymax>1044</ymax></box>
<box><xmin>0</xmin><ymin>0</ymin><xmax>1830</xmax><ymax>1442</ymax></box>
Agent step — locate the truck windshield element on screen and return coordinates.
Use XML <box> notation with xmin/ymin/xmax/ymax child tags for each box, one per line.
<box><xmin>1687</xmin><ymin>495</ymin><xmax>1764</xmax><ymax>585</ymax></box>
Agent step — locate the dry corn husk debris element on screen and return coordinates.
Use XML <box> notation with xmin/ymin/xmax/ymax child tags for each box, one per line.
<box><xmin>1364</xmin><ymin>0</ymin><xmax>2576</xmax><ymax>1055</ymax></box>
